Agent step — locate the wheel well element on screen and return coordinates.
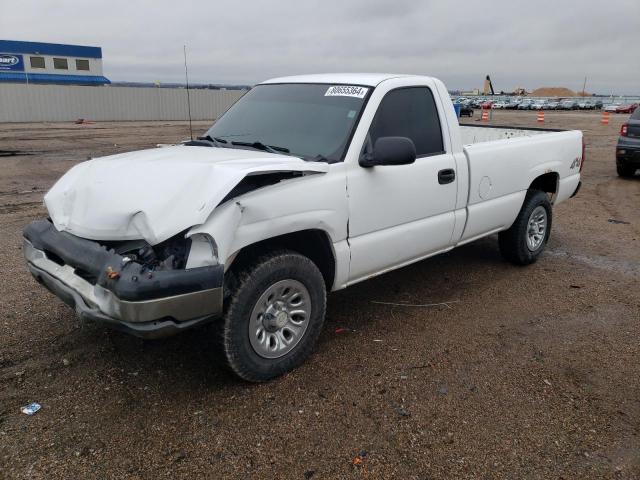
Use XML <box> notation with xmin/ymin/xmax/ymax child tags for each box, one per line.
<box><xmin>529</xmin><ymin>172</ymin><xmax>558</xmax><ymax>195</ymax></box>
<box><xmin>229</xmin><ymin>230</ymin><xmax>336</xmax><ymax>290</ymax></box>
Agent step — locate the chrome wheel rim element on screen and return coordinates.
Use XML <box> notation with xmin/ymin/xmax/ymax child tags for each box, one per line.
<box><xmin>249</xmin><ymin>279</ymin><xmax>311</xmax><ymax>359</ymax></box>
<box><xmin>526</xmin><ymin>206</ymin><xmax>547</xmax><ymax>251</ymax></box>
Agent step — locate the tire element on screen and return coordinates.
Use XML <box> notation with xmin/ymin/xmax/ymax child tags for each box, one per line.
<box><xmin>218</xmin><ymin>250</ymin><xmax>326</xmax><ymax>382</ymax></box>
<box><xmin>499</xmin><ymin>190</ymin><xmax>552</xmax><ymax>265</ymax></box>
<box><xmin>617</xmin><ymin>164</ymin><xmax>636</xmax><ymax>178</ymax></box>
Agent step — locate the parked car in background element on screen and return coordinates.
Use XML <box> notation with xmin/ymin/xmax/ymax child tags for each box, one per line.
<box><xmin>547</xmin><ymin>100</ymin><xmax>560</xmax><ymax>110</ymax></box>
<box><xmin>594</xmin><ymin>100</ymin><xmax>603</xmax><ymax>110</ymax></box>
<box><xmin>517</xmin><ymin>100</ymin><xmax>534</xmax><ymax>110</ymax></box>
<box><xmin>616</xmin><ymin>107</ymin><xmax>640</xmax><ymax>177</ymax></box>
<box><xmin>480</xmin><ymin>100</ymin><xmax>495</xmax><ymax>109</ymax></box>
<box><xmin>460</xmin><ymin>104</ymin><xmax>474</xmax><ymax>117</ymax></box>
<box><xmin>604</xmin><ymin>103</ymin><xmax>622</xmax><ymax>112</ymax></box>
<box><xmin>615</xmin><ymin>103</ymin><xmax>639</xmax><ymax>114</ymax></box>
<box><xmin>577</xmin><ymin>101</ymin><xmax>594</xmax><ymax>110</ymax></box>
<box><xmin>531</xmin><ymin>100</ymin><xmax>548</xmax><ymax>110</ymax></box>
<box><xmin>506</xmin><ymin>99</ymin><xmax>522</xmax><ymax>109</ymax></box>
<box><xmin>492</xmin><ymin>101</ymin><xmax>509</xmax><ymax>109</ymax></box>
<box><xmin>559</xmin><ymin>100</ymin><xmax>579</xmax><ymax>110</ymax></box>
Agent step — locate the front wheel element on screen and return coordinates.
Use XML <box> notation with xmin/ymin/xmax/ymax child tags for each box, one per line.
<box><xmin>499</xmin><ymin>190</ymin><xmax>552</xmax><ymax>265</ymax></box>
<box><xmin>218</xmin><ymin>250</ymin><xmax>326</xmax><ymax>382</ymax></box>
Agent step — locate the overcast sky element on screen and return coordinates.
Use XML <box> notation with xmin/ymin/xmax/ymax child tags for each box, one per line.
<box><xmin>2</xmin><ymin>0</ymin><xmax>639</xmax><ymax>94</ymax></box>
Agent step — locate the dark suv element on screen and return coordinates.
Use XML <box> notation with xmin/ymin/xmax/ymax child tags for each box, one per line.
<box><xmin>616</xmin><ymin>108</ymin><xmax>640</xmax><ymax>177</ymax></box>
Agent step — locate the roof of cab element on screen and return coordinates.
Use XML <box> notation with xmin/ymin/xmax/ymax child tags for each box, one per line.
<box><xmin>261</xmin><ymin>73</ymin><xmax>421</xmax><ymax>87</ymax></box>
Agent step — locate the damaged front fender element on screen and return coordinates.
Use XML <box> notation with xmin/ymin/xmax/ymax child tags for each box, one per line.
<box><xmin>187</xmin><ymin>201</ymin><xmax>243</xmax><ymax>268</ymax></box>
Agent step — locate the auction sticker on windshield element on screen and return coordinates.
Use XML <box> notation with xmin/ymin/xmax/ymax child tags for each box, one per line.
<box><xmin>325</xmin><ymin>86</ymin><xmax>368</xmax><ymax>98</ymax></box>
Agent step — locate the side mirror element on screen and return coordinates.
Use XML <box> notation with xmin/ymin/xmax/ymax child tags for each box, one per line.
<box><xmin>360</xmin><ymin>136</ymin><xmax>416</xmax><ymax>168</ymax></box>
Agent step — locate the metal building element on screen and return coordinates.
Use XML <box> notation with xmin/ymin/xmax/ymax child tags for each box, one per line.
<box><xmin>0</xmin><ymin>40</ymin><xmax>110</xmax><ymax>85</ymax></box>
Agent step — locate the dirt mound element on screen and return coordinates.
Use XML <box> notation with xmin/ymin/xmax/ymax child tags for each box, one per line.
<box><xmin>531</xmin><ymin>87</ymin><xmax>577</xmax><ymax>97</ymax></box>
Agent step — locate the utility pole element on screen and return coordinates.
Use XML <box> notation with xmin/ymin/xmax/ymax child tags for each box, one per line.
<box><xmin>183</xmin><ymin>45</ymin><xmax>193</xmax><ymax>140</ymax></box>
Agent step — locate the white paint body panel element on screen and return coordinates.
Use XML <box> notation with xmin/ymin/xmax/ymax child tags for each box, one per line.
<box><xmin>188</xmin><ymin>162</ymin><xmax>351</xmax><ymax>287</ymax></box>
<box><xmin>344</xmin><ymin>77</ymin><xmax>458</xmax><ymax>282</ymax></box>
<box><xmin>42</xmin><ymin>74</ymin><xmax>583</xmax><ymax>292</ymax></box>
<box><xmin>458</xmin><ymin>128</ymin><xmax>583</xmax><ymax>243</ymax></box>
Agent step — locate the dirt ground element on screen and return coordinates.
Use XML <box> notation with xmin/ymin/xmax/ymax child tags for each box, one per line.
<box><xmin>1</xmin><ymin>110</ymin><xmax>638</xmax><ymax>479</ymax></box>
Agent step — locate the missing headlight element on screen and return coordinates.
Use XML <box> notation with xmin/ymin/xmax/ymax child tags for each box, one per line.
<box><xmin>101</xmin><ymin>232</ymin><xmax>192</xmax><ymax>271</ymax></box>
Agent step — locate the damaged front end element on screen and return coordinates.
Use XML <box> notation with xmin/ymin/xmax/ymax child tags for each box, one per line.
<box><xmin>23</xmin><ymin>219</ymin><xmax>223</xmax><ymax>338</ymax></box>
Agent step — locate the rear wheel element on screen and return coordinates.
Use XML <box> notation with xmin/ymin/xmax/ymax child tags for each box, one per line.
<box><xmin>218</xmin><ymin>250</ymin><xmax>326</xmax><ymax>382</ymax></box>
<box><xmin>617</xmin><ymin>164</ymin><xmax>636</xmax><ymax>178</ymax></box>
<box><xmin>499</xmin><ymin>190</ymin><xmax>552</xmax><ymax>265</ymax></box>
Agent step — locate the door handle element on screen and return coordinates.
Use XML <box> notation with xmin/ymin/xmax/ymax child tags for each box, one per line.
<box><xmin>438</xmin><ymin>168</ymin><xmax>456</xmax><ymax>185</ymax></box>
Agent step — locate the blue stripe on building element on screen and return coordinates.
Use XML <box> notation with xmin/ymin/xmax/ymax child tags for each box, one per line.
<box><xmin>0</xmin><ymin>40</ymin><xmax>102</xmax><ymax>59</ymax></box>
<box><xmin>0</xmin><ymin>72</ymin><xmax>110</xmax><ymax>85</ymax></box>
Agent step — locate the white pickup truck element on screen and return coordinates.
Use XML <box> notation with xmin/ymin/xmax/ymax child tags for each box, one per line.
<box><xmin>24</xmin><ymin>74</ymin><xmax>583</xmax><ymax>381</ymax></box>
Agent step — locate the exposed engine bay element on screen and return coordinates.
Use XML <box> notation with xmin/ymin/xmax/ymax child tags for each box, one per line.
<box><xmin>100</xmin><ymin>232</ymin><xmax>192</xmax><ymax>272</ymax></box>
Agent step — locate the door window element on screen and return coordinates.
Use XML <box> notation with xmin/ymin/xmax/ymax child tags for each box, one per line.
<box><xmin>367</xmin><ymin>87</ymin><xmax>444</xmax><ymax>157</ymax></box>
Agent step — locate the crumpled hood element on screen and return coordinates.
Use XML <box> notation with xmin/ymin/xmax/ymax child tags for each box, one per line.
<box><xmin>45</xmin><ymin>145</ymin><xmax>328</xmax><ymax>244</ymax></box>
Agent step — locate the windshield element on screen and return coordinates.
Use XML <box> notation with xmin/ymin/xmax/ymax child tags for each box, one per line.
<box><xmin>205</xmin><ymin>83</ymin><xmax>370</xmax><ymax>162</ymax></box>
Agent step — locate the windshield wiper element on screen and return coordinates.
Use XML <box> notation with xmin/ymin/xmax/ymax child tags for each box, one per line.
<box><xmin>198</xmin><ymin>135</ymin><xmax>228</xmax><ymax>147</ymax></box>
<box><xmin>231</xmin><ymin>141</ymin><xmax>290</xmax><ymax>154</ymax></box>
<box><xmin>184</xmin><ymin>135</ymin><xmax>228</xmax><ymax>148</ymax></box>
<box><xmin>309</xmin><ymin>154</ymin><xmax>329</xmax><ymax>163</ymax></box>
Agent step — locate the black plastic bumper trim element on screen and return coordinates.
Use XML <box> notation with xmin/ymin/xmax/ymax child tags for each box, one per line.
<box><xmin>24</xmin><ymin>219</ymin><xmax>223</xmax><ymax>301</ymax></box>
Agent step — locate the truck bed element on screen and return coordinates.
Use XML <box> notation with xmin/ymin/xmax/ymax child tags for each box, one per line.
<box><xmin>455</xmin><ymin>124</ymin><xmax>582</xmax><ymax>245</ymax></box>
<box><xmin>459</xmin><ymin>123</ymin><xmax>561</xmax><ymax>145</ymax></box>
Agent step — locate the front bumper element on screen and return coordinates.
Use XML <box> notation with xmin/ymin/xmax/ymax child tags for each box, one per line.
<box><xmin>23</xmin><ymin>220</ymin><xmax>224</xmax><ymax>339</ymax></box>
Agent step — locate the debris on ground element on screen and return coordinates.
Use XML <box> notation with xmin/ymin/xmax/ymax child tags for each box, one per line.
<box><xmin>172</xmin><ymin>449</ymin><xmax>187</xmax><ymax>463</ymax></box>
<box><xmin>352</xmin><ymin>449</ymin><xmax>367</xmax><ymax>467</ymax></box>
<box><xmin>608</xmin><ymin>218</ymin><xmax>630</xmax><ymax>225</ymax></box>
<box><xmin>408</xmin><ymin>363</ymin><xmax>433</xmax><ymax>370</ymax></box>
<box><xmin>20</xmin><ymin>403</ymin><xmax>41</xmax><ymax>415</ymax></box>
<box><xmin>371</xmin><ymin>300</ymin><xmax>460</xmax><ymax>309</ymax></box>
<box><xmin>391</xmin><ymin>401</ymin><xmax>411</xmax><ymax>417</ymax></box>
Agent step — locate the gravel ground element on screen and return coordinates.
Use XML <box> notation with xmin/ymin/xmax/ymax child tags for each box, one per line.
<box><xmin>0</xmin><ymin>111</ymin><xmax>638</xmax><ymax>479</ymax></box>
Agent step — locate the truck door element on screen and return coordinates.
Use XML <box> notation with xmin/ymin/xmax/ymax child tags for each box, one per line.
<box><xmin>346</xmin><ymin>85</ymin><xmax>458</xmax><ymax>283</ymax></box>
